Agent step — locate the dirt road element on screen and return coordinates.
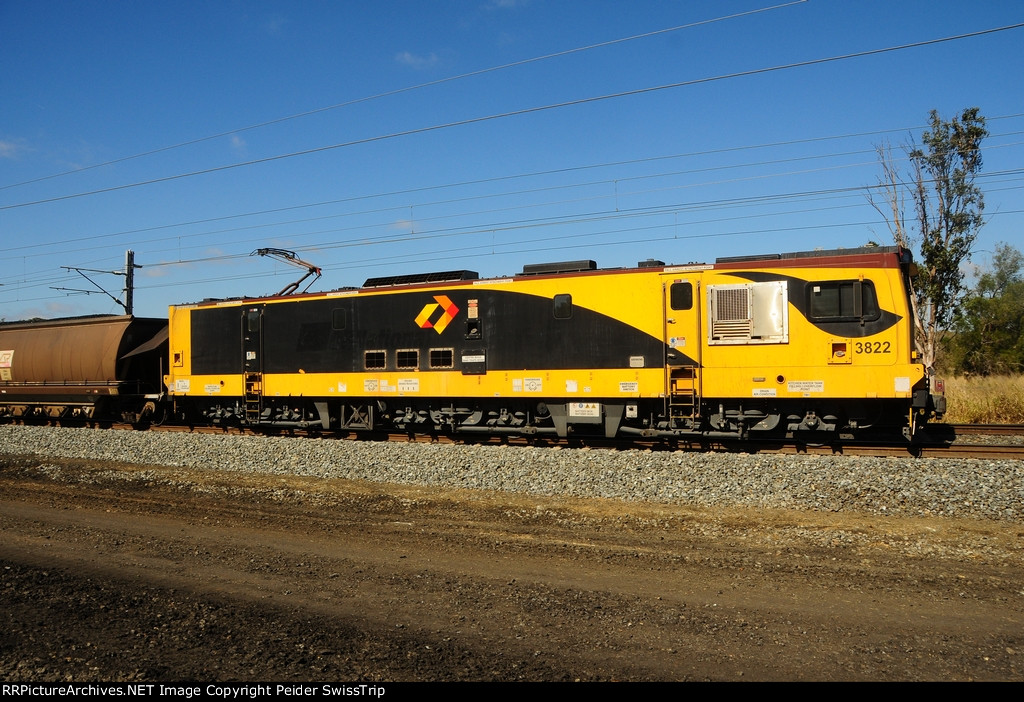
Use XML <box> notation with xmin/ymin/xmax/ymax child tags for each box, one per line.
<box><xmin>1</xmin><ymin>455</ymin><xmax>1022</xmax><ymax>681</ymax></box>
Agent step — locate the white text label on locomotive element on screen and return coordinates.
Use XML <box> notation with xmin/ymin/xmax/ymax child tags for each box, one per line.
<box><xmin>894</xmin><ymin>376</ymin><xmax>911</xmax><ymax>392</ymax></box>
<box><xmin>752</xmin><ymin>388</ymin><xmax>777</xmax><ymax>397</ymax></box>
<box><xmin>523</xmin><ymin>378</ymin><xmax>543</xmax><ymax>392</ymax></box>
<box><xmin>619</xmin><ymin>381</ymin><xmax>639</xmax><ymax>393</ymax></box>
<box><xmin>787</xmin><ymin>380</ymin><xmax>824</xmax><ymax>393</ymax></box>
<box><xmin>204</xmin><ymin>384</ymin><xmax>221</xmax><ymax>394</ymax></box>
<box><xmin>175</xmin><ymin>379</ymin><xmax>190</xmax><ymax>392</ymax></box>
<box><xmin>569</xmin><ymin>402</ymin><xmax>601</xmax><ymax>417</ymax></box>
<box><xmin>398</xmin><ymin>378</ymin><xmax>419</xmax><ymax>393</ymax></box>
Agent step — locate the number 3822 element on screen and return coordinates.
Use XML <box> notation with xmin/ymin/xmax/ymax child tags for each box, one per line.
<box><xmin>855</xmin><ymin>341</ymin><xmax>891</xmax><ymax>354</ymax></box>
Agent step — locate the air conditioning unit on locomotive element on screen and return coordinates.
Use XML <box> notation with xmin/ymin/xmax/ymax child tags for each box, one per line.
<box><xmin>707</xmin><ymin>280</ymin><xmax>789</xmax><ymax>345</ymax></box>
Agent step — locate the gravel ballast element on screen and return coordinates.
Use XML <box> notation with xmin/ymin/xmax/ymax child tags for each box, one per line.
<box><xmin>2</xmin><ymin>425</ymin><xmax>1022</xmax><ymax>522</ymax></box>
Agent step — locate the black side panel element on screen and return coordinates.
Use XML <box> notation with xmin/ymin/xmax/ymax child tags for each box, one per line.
<box><xmin>256</xmin><ymin>289</ymin><xmax>668</xmax><ymax>374</ymax></box>
<box><xmin>191</xmin><ymin>307</ymin><xmax>243</xmax><ymax>375</ymax></box>
<box><xmin>480</xmin><ymin>290</ymin><xmax>661</xmax><ymax>370</ymax></box>
<box><xmin>730</xmin><ymin>272</ymin><xmax>901</xmax><ymax>338</ymax></box>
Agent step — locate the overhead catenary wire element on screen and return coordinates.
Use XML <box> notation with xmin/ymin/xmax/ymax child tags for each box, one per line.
<box><xmin>4</xmin><ymin>21</ymin><xmax>1022</xmax><ymax>213</ymax></box>
<box><xmin>9</xmin><ymin>142</ymin><xmax>1024</xmax><ymax>279</ymax></box>
<box><xmin>7</xmin><ymin>119</ymin><xmax>1024</xmax><ymax>260</ymax></box>
<box><xmin>10</xmin><ymin>165</ymin><xmax>1023</xmax><ymax>300</ymax></box>
<box><xmin>0</xmin><ymin>1</ymin><xmax>808</xmax><ymax>194</ymax></box>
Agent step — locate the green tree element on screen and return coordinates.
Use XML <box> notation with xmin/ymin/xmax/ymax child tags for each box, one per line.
<box><xmin>868</xmin><ymin>108</ymin><xmax>988</xmax><ymax>371</ymax></box>
<box><xmin>946</xmin><ymin>243</ymin><xmax>1024</xmax><ymax>375</ymax></box>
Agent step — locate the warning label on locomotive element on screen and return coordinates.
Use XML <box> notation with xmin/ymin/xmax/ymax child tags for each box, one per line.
<box><xmin>523</xmin><ymin>378</ymin><xmax>543</xmax><ymax>392</ymax></box>
<box><xmin>619</xmin><ymin>381</ymin><xmax>639</xmax><ymax>393</ymax></box>
<box><xmin>787</xmin><ymin>380</ymin><xmax>824</xmax><ymax>393</ymax></box>
<box><xmin>0</xmin><ymin>350</ymin><xmax>12</xmax><ymax>368</ymax></box>
<box><xmin>568</xmin><ymin>402</ymin><xmax>601</xmax><ymax>417</ymax></box>
<box><xmin>398</xmin><ymin>378</ymin><xmax>419</xmax><ymax>393</ymax></box>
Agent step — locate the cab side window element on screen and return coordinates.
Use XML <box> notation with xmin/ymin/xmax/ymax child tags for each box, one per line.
<box><xmin>670</xmin><ymin>282</ymin><xmax>693</xmax><ymax>311</ymax></box>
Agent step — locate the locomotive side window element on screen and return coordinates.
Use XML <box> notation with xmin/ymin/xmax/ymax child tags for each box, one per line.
<box><xmin>553</xmin><ymin>294</ymin><xmax>572</xmax><ymax>319</ymax></box>
<box><xmin>396</xmin><ymin>349</ymin><xmax>419</xmax><ymax>370</ymax></box>
<box><xmin>429</xmin><ymin>348</ymin><xmax>454</xmax><ymax>369</ymax></box>
<box><xmin>364</xmin><ymin>350</ymin><xmax>386</xmax><ymax>370</ymax></box>
<box><xmin>808</xmin><ymin>281</ymin><xmax>880</xmax><ymax>322</ymax></box>
<box><xmin>670</xmin><ymin>282</ymin><xmax>693</xmax><ymax>311</ymax></box>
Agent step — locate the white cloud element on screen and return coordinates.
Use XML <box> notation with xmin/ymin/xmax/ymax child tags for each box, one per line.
<box><xmin>485</xmin><ymin>0</ymin><xmax>528</xmax><ymax>10</ymax></box>
<box><xmin>263</xmin><ymin>14</ymin><xmax>288</xmax><ymax>35</ymax></box>
<box><xmin>0</xmin><ymin>138</ymin><xmax>29</xmax><ymax>159</ymax></box>
<box><xmin>45</xmin><ymin>301</ymin><xmax>79</xmax><ymax>316</ymax></box>
<box><xmin>395</xmin><ymin>51</ymin><xmax>440</xmax><ymax>70</ymax></box>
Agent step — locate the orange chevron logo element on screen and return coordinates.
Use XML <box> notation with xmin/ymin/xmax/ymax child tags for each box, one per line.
<box><xmin>414</xmin><ymin>295</ymin><xmax>459</xmax><ymax>334</ymax></box>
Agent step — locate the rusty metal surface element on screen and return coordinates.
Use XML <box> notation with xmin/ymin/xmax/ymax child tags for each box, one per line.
<box><xmin>0</xmin><ymin>315</ymin><xmax>163</xmax><ymax>386</ymax></box>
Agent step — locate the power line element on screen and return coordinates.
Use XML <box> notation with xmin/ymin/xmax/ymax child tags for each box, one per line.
<box><xmin>9</xmin><ymin>167</ymin><xmax>1022</xmax><ymax>296</ymax></box>
<box><xmin>8</xmin><ymin>118</ymin><xmax>1024</xmax><ymax>258</ymax></box>
<box><xmin>0</xmin><ymin>1</ymin><xmax>807</xmax><ymax>193</ymax></box>
<box><xmin>5</xmin><ymin>21</ymin><xmax>1022</xmax><ymax>212</ymax></box>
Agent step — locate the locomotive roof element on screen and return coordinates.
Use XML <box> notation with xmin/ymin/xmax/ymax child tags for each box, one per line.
<box><xmin>179</xmin><ymin>245</ymin><xmax>907</xmax><ymax>308</ymax></box>
<box><xmin>715</xmin><ymin>245</ymin><xmax>901</xmax><ymax>264</ymax></box>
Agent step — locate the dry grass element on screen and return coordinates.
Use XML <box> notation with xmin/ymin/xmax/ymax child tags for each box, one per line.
<box><xmin>941</xmin><ymin>374</ymin><xmax>1024</xmax><ymax>424</ymax></box>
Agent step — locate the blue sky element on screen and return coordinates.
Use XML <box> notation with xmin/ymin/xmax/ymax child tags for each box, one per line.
<box><xmin>2</xmin><ymin>0</ymin><xmax>1022</xmax><ymax>320</ymax></box>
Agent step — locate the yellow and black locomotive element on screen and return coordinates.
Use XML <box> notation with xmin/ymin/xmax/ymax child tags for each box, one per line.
<box><xmin>165</xmin><ymin>245</ymin><xmax>944</xmax><ymax>441</ymax></box>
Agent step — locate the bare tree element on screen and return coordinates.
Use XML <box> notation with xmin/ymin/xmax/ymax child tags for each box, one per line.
<box><xmin>868</xmin><ymin>109</ymin><xmax>987</xmax><ymax>371</ymax></box>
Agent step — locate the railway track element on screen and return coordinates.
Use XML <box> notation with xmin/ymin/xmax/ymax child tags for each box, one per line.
<box><xmin>83</xmin><ymin>420</ymin><xmax>1024</xmax><ymax>461</ymax></box>
<box><xmin>944</xmin><ymin>423</ymin><xmax>1024</xmax><ymax>436</ymax></box>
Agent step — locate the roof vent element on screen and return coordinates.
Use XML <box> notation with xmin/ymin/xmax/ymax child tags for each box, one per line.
<box><xmin>521</xmin><ymin>260</ymin><xmax>597</xmax><ymax>275</ymax></box>
<box><xmin>362</xmin><ymin>270</ymin><xmax>479</xmax><ymax>288</ymax></box>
